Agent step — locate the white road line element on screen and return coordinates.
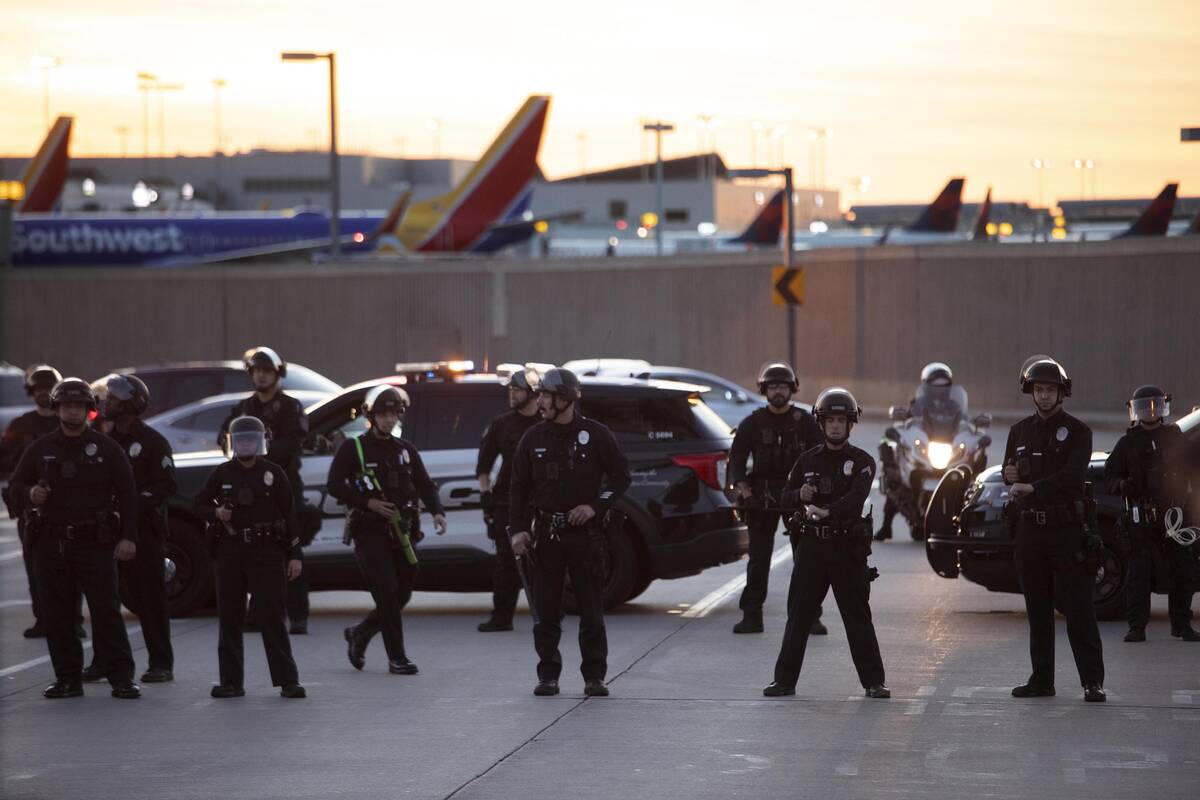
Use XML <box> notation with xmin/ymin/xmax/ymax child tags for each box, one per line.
<box><xmin>0</xmin><ymin>535</ymin><xmax>19</xmax><ymax>543</ymax></box>
<box><xmin>681</xmin><ymin>544</ymin><xmax>792</xmax><ymax>619</ymax></box>
<box><xmin>0</xmin><ymin>550</ymin><xmax>24</xmax><ymax>563</ymax></box>
<box><xmin>0</xmin><ymin>625</ymin><xmax>141</xmax><ymax>678</ymax></box>
<box><xmin>0</xmin><ymin>599</ymin><xmax>32</xmax><ymax>608</ymax></box>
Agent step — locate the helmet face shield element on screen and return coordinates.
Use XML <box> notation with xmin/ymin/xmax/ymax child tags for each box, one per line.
<box><xmin>228</xmin><ymin>416</ymin><xmax>268</xmax><ymax>458</ymax></box>
<box><xmin>1129</xmin><ymin>395</ymin><xmax>1169</xmax><ymax>423</ymax></box>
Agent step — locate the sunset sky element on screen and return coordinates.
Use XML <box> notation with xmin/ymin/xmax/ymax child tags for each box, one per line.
<box><xmin>2</xmin><ymin>0</ymin><xmax>1198</xmax><ymax>206</ymax></box>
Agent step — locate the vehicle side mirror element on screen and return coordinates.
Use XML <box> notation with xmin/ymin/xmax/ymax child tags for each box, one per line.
<box><xmin>735</xmin><ymin>391</ymin><xmax>749</xmax><ymax>404</ymax></box>
<box><xmin>978</xmin><ymin>435</ymin><xmax>992</xmax><ymax>449</ymax></box>
<box><xmin>888</xmin><ymin>405</ymin><xmax>910</xmax><ymax>422</ymax></box>
<box><xmin>973</xmin><ymin>413</ymin><xmax>992</xmax><ymax>429</ymax></box>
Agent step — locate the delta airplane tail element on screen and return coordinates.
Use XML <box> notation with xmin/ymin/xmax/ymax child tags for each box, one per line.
<box><xmin>1115</xmin><ymin>183</ymin><xmax>1178</xmax><ymax>238</ymax></box>
<box><xmin>728</xmin><ymin>189</ymin><xmax>785</xmax><ymax>247</ymax></box>
<box><xmin>908</xmin><ymin>178</ymin><xmax>964</xmax><ymax>233</ymax></box>
<box><xmin>971</xmin><ymin>187</ymin><xmax>993</xmax><ymax>241</ymax></box>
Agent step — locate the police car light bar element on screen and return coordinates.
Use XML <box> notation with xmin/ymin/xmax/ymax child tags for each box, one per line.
<box><xmin>393</xmin><ymin>360</ymin><xmax>476</xmax><ymax>382</ymax></box>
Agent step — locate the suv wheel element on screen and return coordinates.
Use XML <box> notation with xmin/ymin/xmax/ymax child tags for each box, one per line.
<box><xmin>563</xmin><ymin>528</ymin><xmax>640</xmax><ymax>613</ymax></box>
<box><xmin>120</xmin><ymin>517</ymin><xmax>214</xmax><ymax>618</ymax></box>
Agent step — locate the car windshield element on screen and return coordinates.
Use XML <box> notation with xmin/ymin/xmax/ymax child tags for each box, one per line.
<box><xmin>912</xmin><ymin>384</ymin><xmax>968</xmax><ymax>438</ymax></box>
<box><xmin>0</xmin><ymin>374</ymin><xmax>27</xmax><ymax>406</ymax></box>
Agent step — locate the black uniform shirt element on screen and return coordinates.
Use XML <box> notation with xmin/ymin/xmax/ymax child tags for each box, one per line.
<box><xmin>9</xmin><ymin>428</ymin><xmax>139</xmax><ymax>541</ymax></box>
<box><xmin>108</xmin><ymin>420</ymin><xmax>178</xmax><ymax>523</ymax></box>
<box><xmin>476</xmin><ymin>409</ymin><xmax>541</xmax><ymax>504</ymax></box>
<box><xmin>0</xmin><ymin>410</ymin><xmax>60</xmax><ymax>477</ymax></box>
<box><xmin>1002</xmin><ymin>409</ymin><xmax>1092</xmax><ymax>507</ymax></box>
<box><xmin>729</xmin><ymin>405</ymin><xmax>822</xmax><ymax>486</ymax></box>
<box><xmin>195</xmin><ymin>458</ymin><xmax>300</xmax><ymax>559</ymax></box>
<box><xmin>509</xmin><ymin>414</ymin><xmax>631</xmax><ymax>533</ymax></box>
<box><xmin>219</xmin><ymin>391</ymin><xmax>309</xmax><ymax>483</ymax></box>
<box><xmin>785</xmin><ymin>443</ymin><xmax>876</xmax><ymax>523</ymax></box>
<box><xmin>327</xmin><ymin>432</ymin><xmax>444</xmax><ymax>528</ymax></box>
<box><xmin>1104</xmin><ymin>423</ymin><xmax>1188</xmax><ymax>510</ymax></box>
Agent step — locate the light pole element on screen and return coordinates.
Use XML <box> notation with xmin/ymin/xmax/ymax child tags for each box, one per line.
<box><xmin>1072</xmin><ymin>158</ymin><xmax>1094</xmax><ymax>202</ymax></box>
<box><xmin>770</xmin><ymin>124</ymin><xmax>787</xmax><ymax>170</ymax></box>
<box><xmin>32</xmin><ymin>56</ymin><xmax>61</xmax><ymax>132</ymax></box>
<box><xmin>642</xmin><ymin>121</ymin><xmax>675</xmax><ymax>256</ymax></box>
<box><xmin>427</xmin><ymin>118</ymin><xmax>443</xmax><ymax>158</ymax></box>
<box><xmin>750</xmin><ymin>121</ymin><xmax>763</xmax><ymax>170</ymax></box>
<box><xmin>282</xmin><ymin>51</ymin><xmax>340</xmax><ymax>257</ymax></box>
<box><xmin>116</xmin><ymin>126</ymin><xmax>129</xmax><ymax>157</ymax></box>
<box><xmin>137</xmin><ymin>72</ymin><xmax>155</xmax><ymax>179</ymax></box>
<box><xmin>729</xmin><ymin>167</ymin><xmax>797</xmax><ymax>365</ymax></box>
<box><xmin>808</xmin><ymin>127</ymin><xmax>830</xmax><ymax>189</ymax></box>
<box><xmin>212</xmin><ymin>78</ymin><xmax>225</xmax><ymax>209</ymax></box>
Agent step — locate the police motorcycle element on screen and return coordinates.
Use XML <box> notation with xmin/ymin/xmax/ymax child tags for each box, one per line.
<box><xmin>879</xmin><ymin>368</ymin><xmax>992</xmax><ymax>540</ymax></box>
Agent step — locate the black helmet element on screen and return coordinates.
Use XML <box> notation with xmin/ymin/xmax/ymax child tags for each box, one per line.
<box><xmin>1020</xmin><ymin>358</ymin><xmax>1071</xmax><ymax>397</ymax></box>
<box><xmin>757</xmin><ymin>362</ymin><xmax>798</xmax><ymax>394</ymax></box>
<box><xmin>25</xmin><ymin>364</ymin><xmax>62</xmax><ymax>394</ymax></box>
<box><xmin>243</xmin><ymin>346</ymin><xmax>287</xmax><ymax>378</ymax></box>
<box><xmin>1018</xmin><ymin>354</ymin><xmax>1053</xmax><ymax>389</ymax></box>
<box><xmin>363</xmin><ymin>385</ymin><xmax>410</xmax><ymax>419</ymax></box>
<box><xmin>49</xmin><ymin>378</ymin><xmax>97</xmax><ymax>410</ymax></box>
<box><xmin>1127</xmin><ymin>385</ymin><xmax>1171</xmax><ymax>423</ymax></box>
<box><xmin>504</xmin><ymin>369</ymin><xmax>536</xmax><ymax>393</ymax></box>
<box><xmin>228</xmin><ymin>415</ymin><xmax>267</xmax><ymax>458</ymax></box>
<box><xmin>920</xmin><ymin>362</ymin><xmax>953</xmax><ymax>386</ymax></box>
<box><xmin>813</xmin><ymin>387</ymin><xmax>861</xmax><ymax>423</ymax></box>
<box><xmin>99</xmin><ymin>373</ymin><xmax>149</xmax><ymax>417</ymax></box>
<box><xmin>539</xmin><ymin>368</ymin><xmax>581</xmax><ymax>403</ymax></box>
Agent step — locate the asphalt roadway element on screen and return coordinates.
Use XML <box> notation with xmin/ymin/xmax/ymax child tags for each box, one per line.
<box><xmin>3</xmin><ymin>421</ymin><xmax>1197</xmax><ymax>800</ymax></box>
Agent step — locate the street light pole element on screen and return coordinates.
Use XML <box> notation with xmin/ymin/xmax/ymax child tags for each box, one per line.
<box><xmin>33</xmin><ymin>56</ymin><xmax>61</xmax><ymax>132</ymax></box>
<box><xmin>137</xmin><ymin>72</ymin><xmax>155</xmax><ymax>180</ymax></box>
<box><xmin>213</xmin><ymin>78</ymin><xmax>225</xmax><ymax>210</ymax></box>
<box><xmin>282</xmin><ymin>51</ymin><xmax>340</xmax><ymax>257</ymax></box>
<box><xmin>642</xmin><ymin>121</ymin><xmax>674</xmax><ymax>256</ymax></box>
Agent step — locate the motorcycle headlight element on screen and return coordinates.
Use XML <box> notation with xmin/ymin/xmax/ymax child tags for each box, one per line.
<box><xmin>927</xmin><ymin>441</ymin><xmax>954</xmax><ymax>470</ymax></box>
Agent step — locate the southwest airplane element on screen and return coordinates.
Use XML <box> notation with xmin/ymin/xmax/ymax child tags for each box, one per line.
<box><xmin>12</xmin><ymin>96</ymin><xmax>553</xmax><ymax>266</ymax></box>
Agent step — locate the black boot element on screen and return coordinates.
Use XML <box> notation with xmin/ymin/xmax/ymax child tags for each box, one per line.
<box><xmin>1171</xmin><ymin>616</ymin><xmax>1200</xmax><ymax>641</ymax></box>
<box><xmin>80</xmin><ymin>663</ymin><xmax>105</xmax><ymax>683</ymax></box>
<box><xmin>1083</xmin><ymin>684</ymin><xmax>1106</xmax><ymax>702</ymax></box>
<box><xmin>762</xmin><ymin>681</ymin><xmax>795</xmax><ymax>697</ymax></box>
<box><xmin>810</xmin><ymin>617</ymin><xmax>828</xmax><ymax>635</ymax></box>
<box><xmin>865</xmin><ymin>684</ymin><xmax>891</xmax><ymax>699</ymax></box>
<box><xmin>344</xmin><ymin>626</ymin><xmax>366</xmax><ymax>671</ymax></box>
<box><xmin>111</xmin><ymin>682</ymin><xmax>141</xmax><ymax>699</ymax></box>
<box><xmin>388</xmin><ymin>659</ymin><xmax>419</xmax><ymax>675</ymax></box>
<box><xmin>141</xmin><ymin>668</ymin><xmax>174</xmax><ymax>683</ymax></box>
<box><xmin>288</xmin><ymin>617</ymin><xmax>308</xmax><ymax>635</ymax></box>
<box><xmin>43</xmin><ymin>681</ymin><xmax>83</xmax><ymax>699</ymax></box>
<box><xmin>1123</xmin><ymin>627</ymin><xmax>1146</xmax><ymax>642</ymax></box>
<box><xmin>211</xmin><ymin>685</ymin><xmax>245</xmax><ymax>698</ymax></box>
<box><xmin>873</xmin><ymin>525</ymin><xmax>893</xmax><ymax>542</ymax></box>
<box><xmin>478</xmin><ymin>618</ymin><xmax>514</xmax><ymax>632</ymax></box>
<box><xmin>22</xmin><ymin>621</ymin><xmax>45</xmax><ymax>638</ymax></box>
<box><xmin>733</xmin><ymin>609</ymin><xmax>764</xmax><ymax>634</ymax></box>
<box><xmin>534</xmin><ymin>679</ymin><xmax>559</xmax><ymax>696</ymax></box>
<box><xmin>1011</xmin><ymin>683</ymin><xmax>1055</xmax><ymax>698</ymax></box>
<box><xmin>280</xmin><ymin>683</ymin><xmax>307</xmax><ymax>699</ymax></box>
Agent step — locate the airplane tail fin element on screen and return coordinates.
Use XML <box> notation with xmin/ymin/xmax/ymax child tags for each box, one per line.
<box><xmin>1184</xmin><ymin>210</ymin><xmax>1200</xmax><ymax>236</ymax></box>
<box><xmin>971</xmin><ymin>187</ymin><xmax>993</xmax><ymax>241</ymax></box>
<box><xmin>17</xmin><ymin>116</ymin><xmax>72</xmax><ymax>213</ymax></box>
<box><xmin>908</xmin><ymin>178</ymin><xmax>964</xmax><ymax>233</ymax></box>
<box><xmin>396</xmin><ymin>96</ymin><xmax>550</xmax><ymax>252</ymax></box>
<box><xmin>367</xmin><ymin>186</ymin><xmax>413</xmax><ymax>243</ymax></box>
<box><xmin>728</xmin><ymin>189</ymin><xmax>785</xmax><ymax>246</ymax></box>
<box><xmin>1115</xmin><ymin>183</ymin><xmax>1178</xmax><ymax>238</ymax></box>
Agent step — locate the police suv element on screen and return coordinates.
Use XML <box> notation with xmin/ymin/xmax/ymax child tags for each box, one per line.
<box><xmin>151</xmin><ymin>363</ymin><xmax>749</xmax><ymax>617</ymax></box>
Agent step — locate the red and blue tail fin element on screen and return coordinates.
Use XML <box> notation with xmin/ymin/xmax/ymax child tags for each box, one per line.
<box><xmin>908</xmin><ymin>178</ymin><xmax>964</xmax><ymax>233</ymax></box>
<box><xmin>728</xmin><ymin>189</ymin><xmax>785</xmax><ymax>246</ymax></box>
<box><xmin>1115</xmin><ymin>183</ymin><xmax>1177</xmax><ymax>238</ymax></box>
<box><xmin>971</xmin><ymin>187</ymin><xmax>993</xmax><ymax>241</ymax></box>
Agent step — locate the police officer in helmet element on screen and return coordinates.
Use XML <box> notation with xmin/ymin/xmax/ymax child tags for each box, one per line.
<box><xmin>1003</xmin><ymin>358</ymin><xmax>1105</xmax><ymax>702</ymax></box>
<box><xmin>476</xmin><ymin>367</ymin><xmax>542</xmax><ymax>632</ymax></box>
<box><xmin>1105</xmin><ymin>385</ymin><xmax>1198</xmax><ymax>642</ymax></box>
<box><xmin>219</xmin><ymin>346</ymin><xmax>313</xmax><ymax>634</ymax></box>
<box><xmin>9</xmin><ymin>379</ymin><xmax>142</xmax><ymax>699</ymax></box>
<box><xmin>728</xmin><ymin>362</ymin><xmax>823</xmax><ymax>634</ymax></box>
<box><xmin>79</xmin><ymin>374</ymin><xmax>177</xmax><ymax>684</ymax></box>
<box><xmin>328</xmin><ymin>385</ymin><xmax>447</xmax><ymax>674</ymax></box>
<box><xmin>1</xmin><ymin>364</ymin><xmax>85</xmax><ymax>639</ymax></box>
<box><xmin>875</xmin><ymin>362</ymin><xmax>954</xmax><ymax>541</ymax></box>
<box><xmin>510</xmin><ymin>367</ymin><xmax>631</xmax><ymax>697</ymax></box>
<box><xmin>196</xmin><ymin>415</ymin><xmax>306</xmax><ymax>698</ymax></box>
<box><xmin>764</xmin><ymin>387</ymin><xmax>889</xmax><ymax>699</ymax></box>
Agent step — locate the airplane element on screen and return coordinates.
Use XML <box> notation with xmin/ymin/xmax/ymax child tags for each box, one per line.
<box><xmin>971</xmin><ymin>187</ymin><xmax>993</xmax><ymax>241</ymax></box>
<box><xmin>1112</xmin><ymin>183</ymin><xmax>1177</xmax><ymax>238</ymax></box>
<box><xmin>11</xmin><ymin>96</ymin><xmax>555</xmax><ymax>266</ymax></box>
<box><xmin>12</xmin><ymin>116</ymin><xmax>72</xmax><ymax>213</ymax></box>
<box><xmin>727</xmin><ymin>188</ymin><xmax>786</xmax><ymax>247</ymax></box>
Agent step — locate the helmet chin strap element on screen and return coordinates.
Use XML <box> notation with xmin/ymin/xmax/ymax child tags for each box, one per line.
<box><xmin>548</xmin><ymin>397</ymin><xmax>573</xmax><ymax>423</ymax></box>
<box><xmin>768</xmin><ymin>394</ymin><xmax>790</xmax><ymax>408</ymax></box>
<box><xmin>61</xmin><ymin>418</ymin><xmax>87</xmax><ymax>433</ymax></box>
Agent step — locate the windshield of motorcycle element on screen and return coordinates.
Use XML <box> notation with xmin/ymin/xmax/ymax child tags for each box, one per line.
<box><xmin>912</xmin><ymin>384</ymin><xmax>968</xmax><ymax>439</ymax></box>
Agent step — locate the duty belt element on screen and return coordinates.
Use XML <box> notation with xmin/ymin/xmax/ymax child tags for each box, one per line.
<box><xmin>1020</xmin><ymin>505</ymin><xmax>1075</xmax><ymax>527</ymax></box>
<box><xmin>228</xmin><ymin>524</ymin><xmax>278</xmax><ymax>543</ymax></box>
<box><xmin>535</xmin><ymin>510</ymin><xmax>571</xmax><ymax>529</ymax></box>
<box><xmin>801</xmin><ymin>523</ymin><xmax>855</xmax><ymax>540</ymax></box>
<box><xmin>46</xmin><ymin>521</ymin><xmax>102</xmax><ymax>541</ymax></box>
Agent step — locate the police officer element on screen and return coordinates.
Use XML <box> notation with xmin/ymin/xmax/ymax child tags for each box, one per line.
<box><xmin>875</xmin><ymin>362</ymin><xmax>954</xmax><ymax>541</ymax></box>
<box><xmin>476</xmin><ymin>368</ymin><xmax>542</xmax><ymax>632</ymax></box>
<box><xmin>219</xmin><ymin>346</ymin><xmax>313</xmax><ymax>634</ymax></box>
<box><xmin>80</xmin><ymin>374</ymin><xmax>177</xmax><ymax>683</ymax></box>
<box><xmin>1</xmin><ymin>364</ymin><xmax>84</xmax><ymax>639</ymax></box>
<box><xmin>729</xmin><ymin>362</ymin><xmax>823</xmax><ymax>634</ymax></box>
<box><xmin>1105</xmin><ymin>385</ymin><xmax>1198</xmax><ymax>642</ymax></box>
<box><xmin>764</xmin><ymin>387</ymin><xmax>889</xmax><ymax>699</ymax></box>
<box><xmin>510</xmin><ymin>368</ymin><xmax>631</xmax><ymax>697</ymax></box>
<box><xmin>328</xmin><ymin>385</ymin><xmax>447</xmax><ymax>674</ymax></box>
<box><xmin>9</xmin><ymin>379</ymin><xmax>141</xmax><ymax>699</ymax></box>
<box><xmin>196</xmin><ymin>416</ymin><xmax>306</xmax><ymax>698</ymax></box>
<box><xmin>1003</xmin><ymin>358</ymin><xmax>1105</xmax><ymax>702</ymax></box>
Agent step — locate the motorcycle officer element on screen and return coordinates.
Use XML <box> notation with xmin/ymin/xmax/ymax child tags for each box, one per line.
<box><xmin>875</xmin><ymin>361</ymin><xmax>953</xmax><ymax>541</ymax></box>
<box><xmin>728</xmin><ymin>362</ymin><xmax>823</xmax><ymax>634</ymax></box>
<box><xmin>1003</xmin><ymin>358</ymin><xmax>1105</xmax><ymax>702</ymax></box>
<box><xmin>1105</xmin><ymin>385</ymin><xmax>1198</xmax><ymax>642</ymax></box>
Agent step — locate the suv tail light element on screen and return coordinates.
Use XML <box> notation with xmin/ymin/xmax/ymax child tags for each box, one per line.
<box><xmin>671</xmin><ymin>452</ymin><xmax>728</xmax><ymax>491</ymax></box>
